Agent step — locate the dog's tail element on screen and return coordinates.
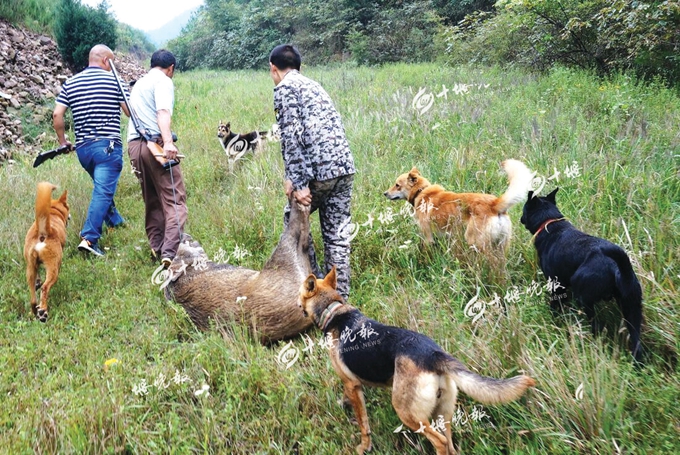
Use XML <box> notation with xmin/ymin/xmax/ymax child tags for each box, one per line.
<box><xmin>35</xmin><ymin>182</ymin><xmax>56</xmax><ymax>240</ymax></box>
<box><xmin>494</xmin><ymin>159</ymin><xmax>534</xmax><ymax>213</ymax></box>
<box><xmin>445</xmin><ymin>356</ymin><xmax>535</xmax><ymax>404</ymax></box>
<box><xmin>607</xmin><ymin>245</ymin><xmax>644</xmax><ymax>362</ymax></box>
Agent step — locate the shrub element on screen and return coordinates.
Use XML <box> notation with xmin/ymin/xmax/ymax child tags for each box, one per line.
<box><xmin>443</xmin><ymin>0</ymin><xmax>680</xmax><ymax>84</ymax></box>
<box><xmin>54</xmin><ymin>0</ymin><xmax>117</xmax><ymax>71</ymax></box>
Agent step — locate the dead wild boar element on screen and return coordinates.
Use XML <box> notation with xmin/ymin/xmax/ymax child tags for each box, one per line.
<box><xmin>164</xmin><ymin>198</ymin><xmax>314</xmax><ymax>342</ymax></box>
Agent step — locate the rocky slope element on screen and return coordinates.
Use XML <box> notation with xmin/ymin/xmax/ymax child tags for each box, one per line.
<box><xmin>0</xmin><ymin>19</ymin><xmax>146</xmax><ymax>164</ymax></box>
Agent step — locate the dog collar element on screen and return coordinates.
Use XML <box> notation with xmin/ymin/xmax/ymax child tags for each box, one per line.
<box><xmin>531</xmin><ymin>217</ymin><xmax>567</xmax><ymax>243</ymax></box>
<box><xmin>408</xmin><ymin>187</ymin><xmax>425</xmax><ymax>205</ymax></box>
<box><xmin>318</xmin><ymin>301</ymin><xmax>343</xmax><ymax>331</ymax></box>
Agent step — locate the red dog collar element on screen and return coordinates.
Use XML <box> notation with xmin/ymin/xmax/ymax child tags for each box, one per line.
<box><xmin>531</xmin><ymin>217</ymin><xmax>567</xmax><ymax>243</ymax></box>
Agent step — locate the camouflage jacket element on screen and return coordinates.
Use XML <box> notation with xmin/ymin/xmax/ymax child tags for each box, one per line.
<box><xmin>274</xmin><ymin>70</ymin><xmax>356</xmax><ymax>191</ymax></box>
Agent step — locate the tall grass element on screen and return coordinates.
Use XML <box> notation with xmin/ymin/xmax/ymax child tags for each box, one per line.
<box><xmin>0</xmin><ymin>0</ymin><xmax>55</xmax><ymax>32</ymax></box>
<box><xmin>0</xmin><ymin>63</ymin><xmax>678</xmax><ymax>453</ymax></box>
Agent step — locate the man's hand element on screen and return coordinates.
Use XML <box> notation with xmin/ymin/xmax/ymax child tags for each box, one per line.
<box><xmin>163</xmin><ymin>142</ymin><xmax>179</xmax><ymax>161</ymax></box>
<box><xmin>293</xmin><ymin>187</ymin><xmax>312</xmax><ymax>206</ymax></box>
<box><xmin>284</xmin><ymin>180</ymin><xmax>294</xmax><ymax>198</ymax></box>
<box><xmin>59</xmin><ymin>140</ymin><xmax>73</xmax><ymax>152</ymax></box>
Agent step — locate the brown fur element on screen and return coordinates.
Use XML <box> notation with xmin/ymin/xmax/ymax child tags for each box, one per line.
<box><xmin>299</xmin><ymin>268</ymin><xmax>535</xmax><ymax>455</ymax></box>
<box><xmin>164</xmin><ymin>196</ymin><xmax>313</xmax><ymax>342</ymax></box>
<box><xmin>384</xmin><ymin>159</ymin><xmax>534</xmax><ymax>256</ymax></box>
<box><xmin>23</xmin><ymin>182</ymin><xmax>69</xmax><ymax>322</ymax></box>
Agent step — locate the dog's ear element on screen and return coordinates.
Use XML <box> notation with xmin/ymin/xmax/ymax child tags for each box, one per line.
<box><xmin>59</xmin><ymin>190</ymin><xmax>68</xmax><ymax>203</ymax></box>
<box><xmin>303</xmin><ymin>274</ymin><xmax>317</xmax><ymax>294</ymax></box>
<box><xmin>226</xmin><ymin>122</ymin><xmax>231</xmax><ymax>129</ymax></box>
<box><xmin>324</xmin><ymin>266</ymin><xmax>338</xmax><ymax>290</ymax></box>
<box><xmin>546</xmin><ymin>187</ymin><xmax>559</xmax><ymax>203</ymax></box>
<box><xmin>408</xmin><ymin>167</ymin><xmax>420</xmax><ymax>183</ymax></box>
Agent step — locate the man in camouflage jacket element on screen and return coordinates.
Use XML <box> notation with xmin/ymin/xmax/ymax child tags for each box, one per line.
<box><xmin>270</xmin><ymin>44</ymin><xmax>356</xmax><ymax>299</ymax></box>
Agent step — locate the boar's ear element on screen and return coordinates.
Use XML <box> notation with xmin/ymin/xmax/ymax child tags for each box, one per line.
<box><xmin>304</xmin><ymin>274</ymin><xmax>317</xmax><ymax>294</ymax></box>
<box><xmin>324</xmin><ymin>266</ymin><xmax>338</xmax><ymax>290</ymax></box>
<box><xmin>546</xmin><ymin>187</ymin><xmax>559</xmax><ymax>203</ymax></box>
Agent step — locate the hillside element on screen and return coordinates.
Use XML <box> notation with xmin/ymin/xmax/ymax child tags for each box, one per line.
<box><xmin>145</xmin><ymin>8</ymin><xmax>197</xmax><ymax>46</ymax></box>
<box><xmin>0</xmin><ymin>19</ymin><xmax>146</xmax><ymax>164</ymax></box>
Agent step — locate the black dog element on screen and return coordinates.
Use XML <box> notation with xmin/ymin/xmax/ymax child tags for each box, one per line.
<box><xmin>521</xmin><ymin>188</ymin><xmax>643</xmax><ymax>362</ymax></box>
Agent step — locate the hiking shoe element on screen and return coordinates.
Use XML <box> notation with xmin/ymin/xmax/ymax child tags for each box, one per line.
<box><xmin>78</xmin><ymin>238</ymin><xmax>105</xmax><ymax>257</ymax></box>
<box><xmin>161</xmin><ymin>257</ymin><xmax>172</xmax><ymax>269</ymax></box>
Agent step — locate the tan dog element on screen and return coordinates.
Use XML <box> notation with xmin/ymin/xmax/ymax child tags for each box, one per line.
<box><xmin>298</xmin><ymin>267</ymin><xmax>535</xmax><ymax>455</ymax></box>
<box><xmin>24</xmin><ymin>182</ymin><xmax>69</xmax><ymax>322</ymax></box>
<box><xmin>384</xmin><ymin>159</ymin><xmax>534</xmax><ymax>254</ymax></box>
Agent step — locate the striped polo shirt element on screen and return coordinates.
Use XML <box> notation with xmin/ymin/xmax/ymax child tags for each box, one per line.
<box><xmin>56</xmin><ymin>67</ymin><xmax>128</xmax><ymax>146</ymax></box>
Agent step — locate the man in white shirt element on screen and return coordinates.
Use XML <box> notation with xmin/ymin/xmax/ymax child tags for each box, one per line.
<box><xmin>127</xmin><ymin>49</ymin><xmax>187</xmax><ymax>267</ymax></box>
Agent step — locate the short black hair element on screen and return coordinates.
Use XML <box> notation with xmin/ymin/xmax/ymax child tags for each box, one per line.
<box><xmin>269</xmin><ymin>44</ymin><xmax>301</xmax><ymax>71</ymax></box>
<box><xmin>150</xmin><ymin>49</ymin><xmax>176</xmax><ymax>69</ymax></box>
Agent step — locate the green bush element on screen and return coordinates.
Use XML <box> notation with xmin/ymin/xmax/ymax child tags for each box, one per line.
<box><xmin>444</xmin><ymin>0</ymin><xmax>680</xmax><ymax>84</ymax></box>
<box><xmin>54</xmin><ymin>0</ymin><xmax>118</xmax><ymax>71</ymax></box>
<box><xmin>347</xmin><ymin>2</ymin><xmax>443</xmax><ymax>65</ymax></box>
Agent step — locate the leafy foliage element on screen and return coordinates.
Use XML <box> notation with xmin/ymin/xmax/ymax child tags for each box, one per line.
<box><xmin>168</xmin><ymin>0</ymin><xmax>447</xmax><ymax>69</ymax></box>
<box><xmin>54</xmin><ymin>0</ymin><xmax>117</xmax><ymax>71</ymax></box>
<box><xmin>445</xmin><ymin>0</ymin><xmax>680</xmax><ymax>84</ymax></box>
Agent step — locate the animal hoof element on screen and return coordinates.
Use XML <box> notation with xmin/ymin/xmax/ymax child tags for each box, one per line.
<box><xmin>37</xmin><ymin>308</ymin><xmax>48</xmax><ymax>323</ymax></box>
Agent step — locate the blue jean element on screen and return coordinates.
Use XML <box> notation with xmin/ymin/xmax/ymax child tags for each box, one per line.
<box><xmin>76</xmin><ymin>139</ymin><xmax>125</xmax><ymax>243</ymax></box>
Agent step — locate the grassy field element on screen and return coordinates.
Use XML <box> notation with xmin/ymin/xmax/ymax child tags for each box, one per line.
<box><xmin>0</xmin><ymin>63</ymin><xmax>678</xmax><ymax>454</ymax></box>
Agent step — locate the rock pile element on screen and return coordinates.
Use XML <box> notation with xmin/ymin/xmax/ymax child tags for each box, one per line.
<box><xmin>0</xmin><ymin>19</ymin><xmax>146</xmax><ymax>164</ymax></box>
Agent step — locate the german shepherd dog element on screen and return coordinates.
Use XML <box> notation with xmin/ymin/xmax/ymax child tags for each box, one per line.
<box><xmin>384</xmin><ymin>160</ymin><xmax>534</xmax><ymax>256</ymax></box>
<box><xmin>298</xmin><ymin>267</ymin><xmax>535</xmax><ymax>454</ymax></box>
<box><xmin>24</xmin><ymin>182</ymin><xmax>69</xmax><ymax>322</ymax></box>
<box><xmin>217</xmin><ymin>120</ymin><xmax>268</xmax><ymax>172</ymax></box>
<box><xmin>164</xmin><ymin>195</ymin><xmax>313</xmax><ymax>342</ymax></box>
<box><xmin>521</xmin><ymin>188</ymin><xmax>644</xmax><ymax>362</ymax></box>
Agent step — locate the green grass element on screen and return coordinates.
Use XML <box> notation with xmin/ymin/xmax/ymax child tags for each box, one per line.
<box><xmin>0</xmin><ymin>0</ymin><xmax>55</xmax><ymax>32</ymax></box>
<box><xmin>0</xmin><ymin>63</ymin><xmax>678</xmax><ymax>454</ymax></box>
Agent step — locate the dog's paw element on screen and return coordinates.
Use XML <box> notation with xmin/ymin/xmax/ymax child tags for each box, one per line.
<box><xmin>37</xmin><ymin>307</ymin><xmax>48</xmax><ymax>323</ymax></box>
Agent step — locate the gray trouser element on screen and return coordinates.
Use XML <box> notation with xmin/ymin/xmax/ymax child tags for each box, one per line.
<box><xmin>128</xmin><ymin>139</ymin><xmax>187</xmax><ymax>259</ymax></box>
<box><xmin>283</xmin><ymin>174</ymin><xmax>354</xmax><ymax>300</ymax></box>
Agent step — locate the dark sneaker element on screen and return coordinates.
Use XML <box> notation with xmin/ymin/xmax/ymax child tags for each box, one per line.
<box><xmin>78</xmin><ymin>238</ymin><xmax>105</xmax><ymax>257</ymax></box>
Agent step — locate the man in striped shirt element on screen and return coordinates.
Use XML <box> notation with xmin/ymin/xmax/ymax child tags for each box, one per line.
<box><xmin>53</xmin><ymin>44</ymin><xmax>130</xmax><ymax>257</ymax></box>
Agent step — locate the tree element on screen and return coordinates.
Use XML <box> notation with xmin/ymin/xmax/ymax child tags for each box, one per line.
<box><xmin>54</xmin><ymin>0</ymin><xmax>118</xmax><ymax>71</ymax></box>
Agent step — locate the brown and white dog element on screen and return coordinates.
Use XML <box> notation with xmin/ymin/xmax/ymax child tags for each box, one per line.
<box><xmin>23</xmin><ymin>182</ymin><xmax>69</xmax><ymax>322</ymax></box>
<box><xmin>384</xmin><ymin>159</ymin><xmax>534</xmax><ymax>255</ymax></box>
<box><xmin>217</xmin><ymin>121</ymin><xmax>269</xmax><ymax>172</ymax></box>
